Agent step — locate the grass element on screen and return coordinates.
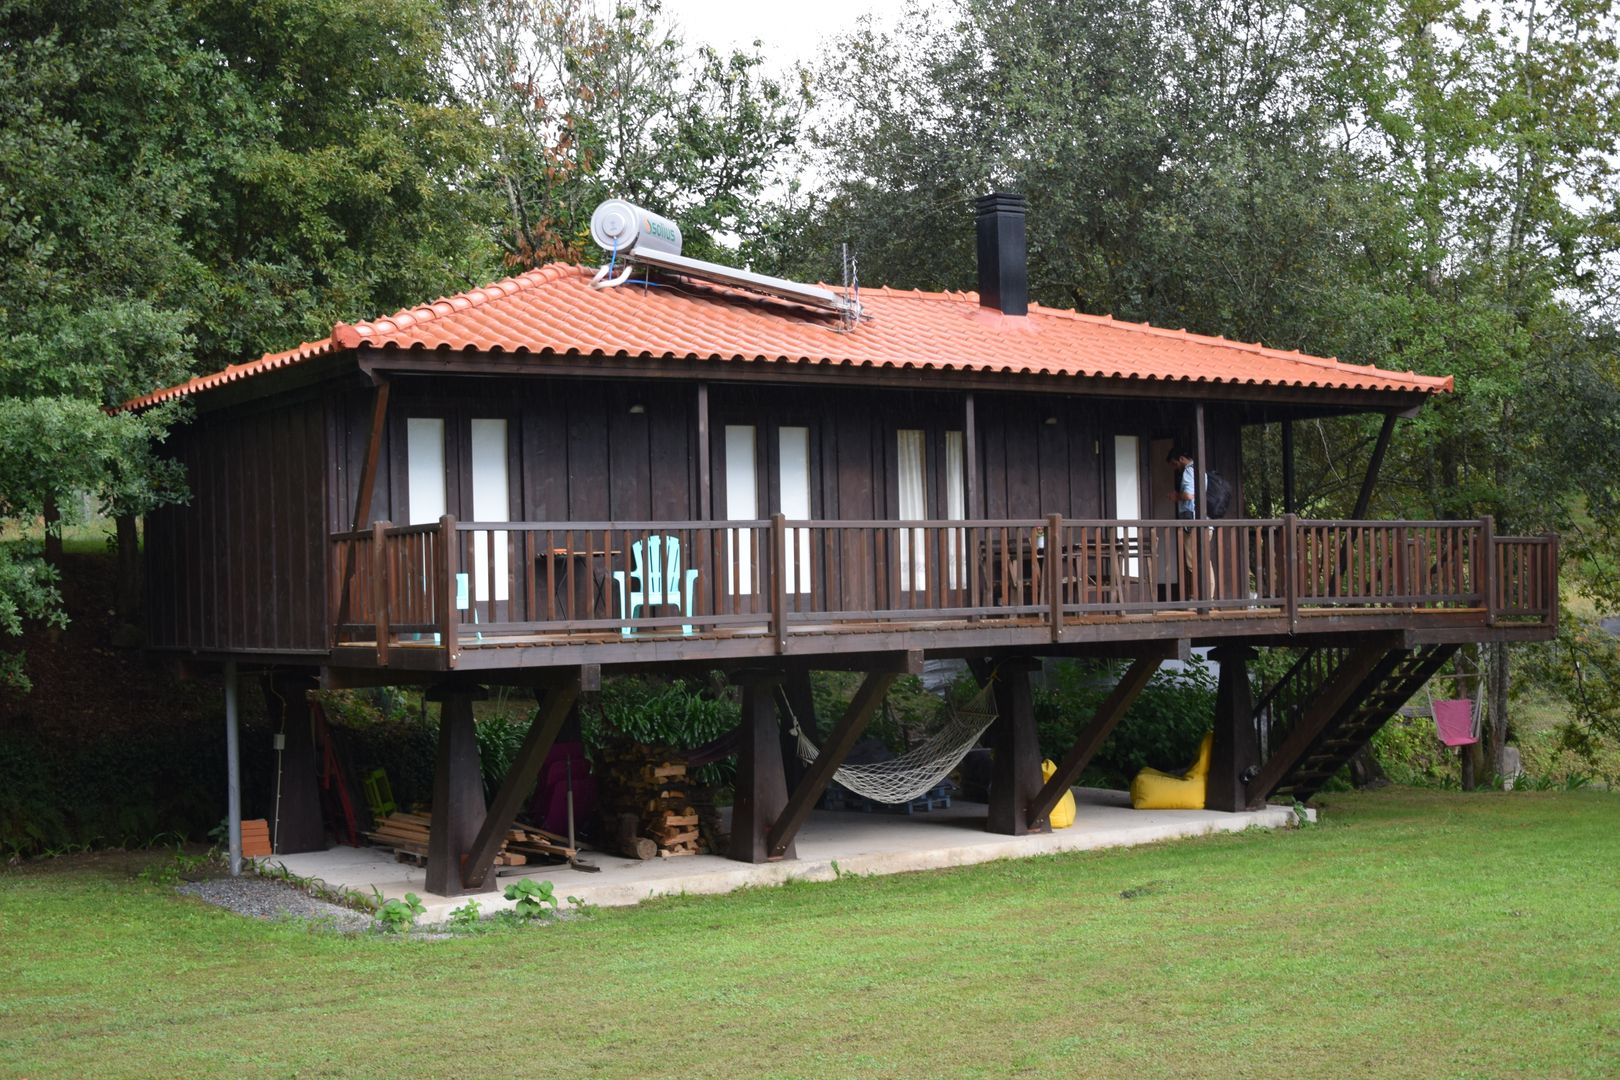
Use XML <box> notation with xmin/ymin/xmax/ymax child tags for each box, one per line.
<box><xmin>3</xmin><ymin>789</ymin><xmax>1618</xmax><ymax>1078</ymax></box>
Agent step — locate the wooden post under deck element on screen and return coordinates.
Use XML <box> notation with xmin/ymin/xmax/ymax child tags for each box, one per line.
<box><xmin>264</xmin><ymin>672</ymin><xmax>325</xmax><ymax>854</ymax></box>
<box><xmin>425</xmin><ymin>684</ymin><xmax>488</xmax><ymax>897</ymax></box>
<box><xmin>987</xmin><ymin>658</ymin><xmax>1046</xmax><ymax>836</ymax></box>
<box><xmin>459</xmin><ymin>672</ymin><xmax>586</xmax><ymax>891</ymax></box>
<box><xmin>730</xmin><ymin>671</ymin><xmax>793</xmax><ymax>863</ymax></box>
<box><xmin>1206</xmin><ymin>644</ymin><xmax>1260</xmax><ymax>812</ymax></box>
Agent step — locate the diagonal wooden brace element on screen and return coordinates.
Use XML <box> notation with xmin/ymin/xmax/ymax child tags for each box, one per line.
<box><xmin>459</xmin><ymin>672</ymin><xmax>582</xmax><ymax>891</ymax></box>
<box><xmin>1024</xmin><ymin>651</ymin><xmax>1166</xmax><ymax>830</ymax></box>
<box><xmin>766</xmin><ymin>669</ymin><xmax>899</xmax><ymax>860</ymax></box>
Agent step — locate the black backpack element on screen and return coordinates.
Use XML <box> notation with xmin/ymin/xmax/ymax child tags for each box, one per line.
<box><xmin>1204</xmin><ymin>470</ymin><xmax>1234</xmax><ymax>518</ymax></box>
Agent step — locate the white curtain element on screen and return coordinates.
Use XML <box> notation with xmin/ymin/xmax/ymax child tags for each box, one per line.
<box><xmin>725</xmin><ymin>425</ymin><xmax>757</xmax><ymax>594</ymax></box>
<box><xmin>469</xmin><ymin>419</ymin><xmax>509</xmax><ymax>602</ymax></box>
<box><xmin>779</xmin><ymin>426</ymin><xmax>812</xmax><ymax>593</ymax></box>
<box><xmin>405</xmin><ymin>418</ymin><xmax>446</xmax><ymax>525</ymax></box>
<box><xmin>945</xmin><ymin>431</ymin><xmax>965</xmax><ymax>588</ymax></box>
<box><xmin>898</xmin><ymin>430</ymin><xmax>926</xmax><ymax>590</ymax></box>
<box><xmin>1114</xmin><ymin>435</ymin><xmax>1141</xmax><ymax>576</ymax></box>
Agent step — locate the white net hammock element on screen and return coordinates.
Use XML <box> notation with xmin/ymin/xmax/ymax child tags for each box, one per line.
<box><xmin>784</xmin><ymin>678</ymin><xmax>1000</xmax><ymax>804</ymax></box>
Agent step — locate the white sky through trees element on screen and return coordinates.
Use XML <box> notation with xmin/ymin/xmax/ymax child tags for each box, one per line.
<box><xmin>668</xmin><ymin>0</ymin><xmax>895</xmax><ymax>68</ymax></box>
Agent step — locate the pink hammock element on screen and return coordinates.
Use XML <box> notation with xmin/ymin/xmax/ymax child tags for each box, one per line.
<box><xmin>1433</xmin><ymin>698</ymin><xmax>1478</xmax><ymax>747</ymax></box>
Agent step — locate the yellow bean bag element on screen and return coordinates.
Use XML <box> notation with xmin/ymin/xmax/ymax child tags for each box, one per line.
<box><xmin>1040</xmin><ymin>759</ymin><xmax>1077</xmax><ymax>829</ymax></box>
<box><xmin>1129</xmin><ymin>732</ymin><xmax>1213</xmax><ymax>810</ymax></box>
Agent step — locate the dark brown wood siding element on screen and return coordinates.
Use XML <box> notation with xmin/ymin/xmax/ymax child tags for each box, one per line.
<box><xmin>144</xmin><ymin>394</ymin><xmax>329</xmax><ymax>653</ymax></box>
<box><xmin>338</xmin><ymin>377</ymin><xmax>1242</xmax><ymax>527</ymax></box>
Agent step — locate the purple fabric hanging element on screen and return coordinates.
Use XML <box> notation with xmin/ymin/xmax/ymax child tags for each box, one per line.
<box><xmin>1433</xmin><ymin>699</ymin><xmax>1478</xmax><ymax>746</ymax></box>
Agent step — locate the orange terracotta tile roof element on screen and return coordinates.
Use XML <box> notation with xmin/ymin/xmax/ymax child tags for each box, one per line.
<box><xmin>122</xmin><ymin>263</ymin><xmax>1451</xmax><ymax>409</ymax></box>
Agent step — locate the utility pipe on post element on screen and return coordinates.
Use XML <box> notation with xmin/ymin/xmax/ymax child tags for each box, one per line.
<box><xmin>224</xmin><ymin>661</ymin><xmax>242</xmax><ymax>876</ymax></box>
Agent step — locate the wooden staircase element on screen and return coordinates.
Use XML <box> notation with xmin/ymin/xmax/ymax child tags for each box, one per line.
<box><xmin>1249</xmin><ymin>641</ymin><xmax>1458</xmax><ymax>805</ymax></box>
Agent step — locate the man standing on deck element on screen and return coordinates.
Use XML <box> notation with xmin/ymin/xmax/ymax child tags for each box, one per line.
<box><xmin>1168</xmin><ymin>447</ymin><xmax>1201</xmax><ymax>601</ymax></box>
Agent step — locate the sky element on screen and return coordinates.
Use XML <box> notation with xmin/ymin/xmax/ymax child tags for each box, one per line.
<box><xmin>666</xmin><ymin>0</ymin><xmax>900</xmax><ymax>69</ymax></box>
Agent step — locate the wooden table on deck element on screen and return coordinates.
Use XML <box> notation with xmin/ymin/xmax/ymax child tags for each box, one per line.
<box><xmin>979</xmin><ymin>534</ymin><xmax>1149</xmax><ymax>608</ymax></box>
<box><xmin>538</xmin><ymin>550</ymin><xmax>620</xmax><ymax>622</ymax></box>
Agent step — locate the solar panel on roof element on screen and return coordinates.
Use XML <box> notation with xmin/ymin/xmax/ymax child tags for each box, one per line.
<box><xmin>588</xmin><ymin>199</ymin><xmax>859</xmax><ymax>319</ymax></box>
<box><xmin>627</xmin><ymin>246</ymin><xmax>856</xmax><ymax>316</ymax></box>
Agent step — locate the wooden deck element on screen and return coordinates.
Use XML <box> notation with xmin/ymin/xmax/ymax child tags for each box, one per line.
<box><xmin>323</xmin><ymin>516</ymin><xmax>1556</xmax><ymax>676</ymax></box>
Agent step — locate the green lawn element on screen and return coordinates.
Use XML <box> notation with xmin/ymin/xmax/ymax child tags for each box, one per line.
<box><xmin>3</xmin><ymin>789</ymin><xmax>1617</xmax><ymax>1078</ymax></box>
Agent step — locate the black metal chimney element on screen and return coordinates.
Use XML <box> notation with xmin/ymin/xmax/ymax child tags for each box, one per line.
<box><xmin>975</xmin><ymin>192</ymin><xmax>1028</xmax><ymax>316</ymax></box>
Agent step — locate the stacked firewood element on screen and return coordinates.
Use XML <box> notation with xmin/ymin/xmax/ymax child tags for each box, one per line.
<box><xmin>364</xmin><ymin>810</ymin><xmax>528</xmax><ymax>868</ymax></box>
<box><xmin>503</xmin><ymin>821</ymin><xmax>584</xmax><ymax>865</ymax></box>
<box><xmin>596</xmin><ymin>743</ymin><xmax>727</xmax><ymax>859</ymax></box>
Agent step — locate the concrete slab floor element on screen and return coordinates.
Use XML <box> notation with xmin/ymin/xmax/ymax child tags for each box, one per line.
<box><xmin>265</xmin><ymin>788</ymin><xmax>1312</xmax><ymax>924</ymax></box>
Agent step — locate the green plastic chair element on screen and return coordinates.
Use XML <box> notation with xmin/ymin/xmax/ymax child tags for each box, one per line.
<box><xmin>613</xmin><ymin>535</ymin><xmax>700</xmax><ymax>636</ymax></box>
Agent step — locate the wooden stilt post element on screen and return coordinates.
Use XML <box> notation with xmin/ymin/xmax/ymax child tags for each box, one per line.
<box><xmin>425</xmin><ymin>683</ymin><xmax>488</xmax><ymax>897</ymax></box>
<box><xmin>264</xmin><ymin>673</ymin><xmax>325</xmax><ymax>854</ymax></box>
<box><xmin>460</xmin><ymin>671</ymin><xmax>586</xmax><ymax>891</ymax></box>
<box><xmin>987</xmin><ymin>657</ymin><xmax>1045</xmax><ymax>835</ymax></box>
<box><xmin>779</xmin><ymin>669</ymin><xmax>816</xmax><ymax>793</ymax></box>
<box><xmin>730</xmin><ymin>671</ymin><xmax>792</xmax><ymax>863</ymax></box>
<box><xmin>1206</xmin><ymin>644</ymin><xmax>1260</xmax><ymax>811</ymax></box>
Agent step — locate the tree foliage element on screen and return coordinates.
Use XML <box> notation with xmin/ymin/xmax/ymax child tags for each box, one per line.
<box><xmin>0</xmin><ymin>0</ymin><xmax>499</xmax><ymax>688</ymax></box>
<box><xmin>756</xmin><ymin>0</ymin><xmax>1620</xmax><ymax>767</ymax></box>
<box><xmin>443</xmin><ymin>0</ymin><xmax>809</xmax><ymax>265</ymax></box>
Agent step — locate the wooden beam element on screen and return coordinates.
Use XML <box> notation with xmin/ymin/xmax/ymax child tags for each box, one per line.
<box><xmin>1247</xmin><ymin>642</ymin><xmax>1396</xmax><ymax>801</ymax></box>
<box><xmin>766</xmin><ymin>670</ymin><xmax>899</xmax><ymax>859</ymax></box>
<box><xmin>333</xmin><ymin>379</ymin><xmax>391</xmax><ymax>647</ymax></box>
<box><xmin>987</xmin><ymin>658</ymin><xmax>1045</xmax><ymax>835</ymax></box>
<box><xmin>1281</xmin><ymin>419</ymin><xmax>1296</xmax><ymax>515</ymax></box>
<box><xmin>459</xmin><ymin>673</ymin><xmax>582</xmax><ymax>890</ymax></box>
<box><xmin>965</xmin><ymin>392</ymin><xmax>979</xmax><ymax>516</ymax></box>
<box><xmin>1205</xmin><ymin>644</ymin><xmax>1259</xmax><ymax>811</ymax></box>
<box><xmin>351</xmin><ymin>378</ymin><xmax>391</xmax><ymax>530</ymax></box>
<box><xmin>696</xmin><ymin>382</ymin><xmax>711</xmax><ymax>520</ymax></box>
<box><xmin>1352</xmin><ymin>412</ymin><xmax>1398</xmax><ymax>520</ymax></box>
<box><xmin>730</xmin><ymin>672</ymin><xmax>792</xmax><ymax>863</ymax></box>
<box><xmin>425</xmin><ymin>684</ymin><xmax>489</xmax><ymax>896</ymax></box>
<box><xmin>1025</xmin><ymin>652</ymin><xmax>1164</xmax><ymax>828</ymax></box>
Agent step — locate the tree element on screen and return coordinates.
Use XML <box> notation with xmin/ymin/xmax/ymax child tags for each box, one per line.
<box><xmin>760</xmin><ymin>0</ymin><xmax>1620</xmax><ymax>778</ymax></box>
<box><xmin>0</xmin><ymin>0</ymin><xmax>501</xmax><ymax>689</ymax></box>
<box><xmin>443</xmin><ymin>0</ymin><xmax>809</xmax><ymax>266</ymax></box>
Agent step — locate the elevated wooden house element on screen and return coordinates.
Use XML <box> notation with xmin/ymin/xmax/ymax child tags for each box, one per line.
<box><xmin>126</xmin><ymin>195</ymin><xmax>1558</xmax><ymax>895</ymax></box>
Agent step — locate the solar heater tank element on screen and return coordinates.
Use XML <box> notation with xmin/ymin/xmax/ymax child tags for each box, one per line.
<box><xmin>590</xmin><ymin>199</ymin><xmax>682</xmax><ymax>258</ymax></box>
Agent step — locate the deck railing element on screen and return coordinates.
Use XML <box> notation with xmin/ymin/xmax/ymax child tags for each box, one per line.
<box><xmin>328</xmin><ymin>515</ymin><xmax>1557</xmax><ymax>660</ymax></box>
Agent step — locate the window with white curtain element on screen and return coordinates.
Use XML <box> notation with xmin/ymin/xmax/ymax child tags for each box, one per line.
<box><xmin>469</xmin><ymin>419</ymin><xmax>509</xmax><ymax>602</ymax></box>
<box><xmin>405</xmin><ymin>418</ymin><xmax>446</xmax><ymax>526</ymax></box>
<box><xmin>779</xmin><ymin>426</ymin><xmax>812</xmax><ymax>593</ymax></box>
<box><xmin>1114</xmin><ymin>434</ymin><xmax>1141</xmax><ymax>576</ymax></box>
<box><xmin>897</xmin><ymin>429</ymin><xmax>927</xmax><ymax>590</ymax></box>
<box><xmin>725</xmin><ymin>425</ymin><xmax>757</xmax><ymax>594</ymax></box>
<box><xmin>945</xmin><ymin>430</ymin><xmax>966</xmax><ymax>588</ymax></box>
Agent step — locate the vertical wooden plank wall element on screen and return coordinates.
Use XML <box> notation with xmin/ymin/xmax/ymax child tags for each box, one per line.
<box><xmin>143</xmin><ymin>395</ymin><xmax>329</xmax><ymax>653</ymax></box>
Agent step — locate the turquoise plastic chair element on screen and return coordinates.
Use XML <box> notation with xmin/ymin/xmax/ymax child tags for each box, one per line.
<box><xmin>613</xmin><ymin>535</ymin><xmax>700</xmax><ymax>636</ymax></box>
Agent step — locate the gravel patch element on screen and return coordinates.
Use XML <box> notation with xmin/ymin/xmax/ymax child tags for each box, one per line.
<box><xmin>178</xmin><ymin>875</ymin><xmax>375</xmax><ymax>933</ymax></box>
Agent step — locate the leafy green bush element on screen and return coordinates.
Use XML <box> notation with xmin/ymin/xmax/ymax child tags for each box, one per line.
<box><xmin>585</xmin><ymin>676</ymin><xmax>741</xmax><ymax>787</ymax></box>
<box><xmin>1033</xmin><ymin>659</ymin><xmax>1216</xmax><ymax>788</ymax></box>
<box><xmin>504</xmin><ymin>877</ymin><xmax>557</xmax><ymax>920</ymax></box>
<box><xmin>375</xmin><ymin>892</ymin><xmax>425</xmax><ymax>933</ymax></box>
<box><xmin>0</xmin><ymin>727</ymin><xmax>252</xmax><ymax>860</ymax></box>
